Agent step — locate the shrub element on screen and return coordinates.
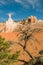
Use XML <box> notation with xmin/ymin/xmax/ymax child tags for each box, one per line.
<box><xmin>0</xmin><ymin>36</ymin><xmax>20</xmax><ymax>65</ymax></box>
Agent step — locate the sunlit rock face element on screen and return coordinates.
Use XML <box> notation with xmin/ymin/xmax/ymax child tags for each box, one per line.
<box><xmin>5</xmin><ymin>14</ymin><xmax>18</xmax><ymax>32</ymax></box>
<box><xmin>28</xmin><ymin>16</ymin><xmax>38</xmax><ymax>23</ymax></box>
<box><xmin>0</xmin><ymin>15</ymin><xmax>43</xmax><ymax>32</ymax></box>
<box><xmin>38</xmin><ymin>20</ymin><xmax>43</xmax><ymax>22</ymax></box>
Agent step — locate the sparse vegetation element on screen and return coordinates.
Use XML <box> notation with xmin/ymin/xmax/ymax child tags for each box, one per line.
<box><xmin>0</xmin><ymin>36</ymin><xmax>20</xmax><ymax>65</ymax></box>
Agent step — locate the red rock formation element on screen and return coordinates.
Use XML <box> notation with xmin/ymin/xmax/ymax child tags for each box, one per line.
<box><xmin>28</xmin><ymin>16</ymin><xmax>38</xmax><ymax>23</ymax></box>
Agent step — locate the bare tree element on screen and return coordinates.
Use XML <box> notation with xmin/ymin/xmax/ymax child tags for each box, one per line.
<box><xmin>15</xmin><ymin>22</ymin><xmax>43</xmax><ymax>65</ymax></box>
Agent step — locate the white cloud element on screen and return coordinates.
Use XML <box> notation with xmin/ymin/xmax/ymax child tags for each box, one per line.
<box><xmin>0</xmin><ymin>0</ymin><xmax>13</xmax><ymax>6</ymax></box>
<box><xmin>27</xmin><ymin>0</ymin><xmax>39</xmax><ymax>8</ymax></box>
<box><xmin>15</xmin><ymin>0</ymin><xmax>39</xmax><ymax>8</ymax></box>
<box><xmin>14</xmin><ymin>0</ymin><xmax>22</xmax><ymax>3</ymax></box>
<box><xmin>14</xmin><ymin>0</ymin><xmax>43</xmax><ymax>12</ymax></box>
<box><xmin>0</xmin><ymin>0</ymin><xmax>41</xmax><ymax>9</ymax></box>
<box><xmin>0</xmin><ymin>0</ymin><xmax>6</xmax><ymax>6</ymax></box>
<box><xmin>0</xmin><ymin>0</ymin><xmax>43</xmax><ymax>12</ymax></box>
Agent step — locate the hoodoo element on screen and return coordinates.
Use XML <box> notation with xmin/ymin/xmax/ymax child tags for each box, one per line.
<box><xmin>28</xmin><ymin>16</ymin><xmax>38</xmax><ymax>23</ymax></box>
<box><xmin>5</xmin><ymin>13</ymin><xmax>17</xmax><ymax>32</ymax></box>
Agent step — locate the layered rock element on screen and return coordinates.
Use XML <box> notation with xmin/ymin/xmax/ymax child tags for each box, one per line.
<box><xmin>0</xmin><ymin>16</ymin><xmax>43</xmax><ymax>32</ymax></box>
<box><xmin>27</xmin><ymin>16</ymin><xmax>38</xmax><ymax>23</ymax></box>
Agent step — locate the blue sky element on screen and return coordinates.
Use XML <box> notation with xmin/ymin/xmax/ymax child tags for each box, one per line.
<box><xmin>0</xmin><ymin>0</ymin><xmax>43</xmax><ymax>22</ymax></box>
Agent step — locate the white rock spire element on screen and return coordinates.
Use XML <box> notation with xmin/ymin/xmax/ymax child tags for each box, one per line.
<box><xmin>8</xmin><ymin>13</ymin><xmax>12</xmax><ymax>18</ymax></box>
<box><xmin>5</xmin><ymin>13</ymin><xmax>18</xmax><ymax>32</ymax></box>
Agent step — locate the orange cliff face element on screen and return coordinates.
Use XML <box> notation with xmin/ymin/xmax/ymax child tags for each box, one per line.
<box><xmin>0</xmin><ymin>32</ymin><xmax>19</xmax><ymax>41</ymax></box>
<box><xmin>0</xmin><ymin>28</ymin><xmax>43</xmax><ymax>65</ymax></box>
<box><xmin>0</xmin><ymin>25</ymin><xmax>43</xmax><ymax>53</ymax></box>
<box><xmin>0</xmin><ymin>16</ymin><xmax>43</xmax><ymax>65</ymax></box>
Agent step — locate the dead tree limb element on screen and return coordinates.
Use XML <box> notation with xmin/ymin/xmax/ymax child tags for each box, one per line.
<box><xmin>15</xmin><ymin>42</ymin><xmax>35</xmax><ymax>60</ymax></box>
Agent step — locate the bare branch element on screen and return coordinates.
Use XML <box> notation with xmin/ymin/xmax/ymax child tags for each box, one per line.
<box><xmin>18</xmin><ymin>59</ymin><xmax>28</xmax><ymax>63</ymax></box>
<box><xmin>15</xmin><ymin>42</ymin><xmax>24</xmax><ymax>48</ymax></box>
<box><xmin>24</xmin><ymin>49</ymin><xmax>35</xmax><ymax>60</ymax></box>
<box><xmin>15</xmin><ymin>41</ymin><xmax>35</xmax><ymax>60</ymax></box>
<box><xmin>15</xmin><ymin>26</ymin><xmax>43</xmax><ymax>60</ymax></box>
<box><xmin>32</xmin><ymin>28</ymin><xmax>43</xmax><ymax>33</ymax></box>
